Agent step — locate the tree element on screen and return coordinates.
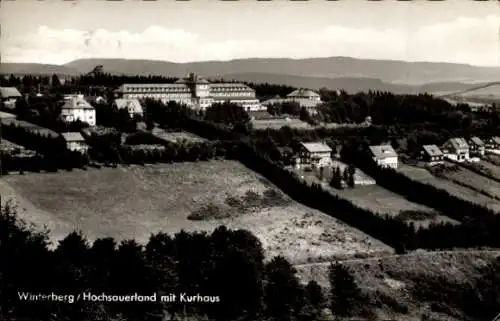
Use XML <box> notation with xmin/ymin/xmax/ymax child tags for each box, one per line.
<box><xmin>330</xmin><ymin>166</ymin><xmax>343</xmax><ymax>189</ymax></box>
<box><xmin>264</xmin><ymin>256</ymin><xmax>304</xmax><ymax>320</ymax></box>
<box><xmin>329</xmin><ymin>263</ymin><xmax>362</xmax><ymax>317</ymax></box>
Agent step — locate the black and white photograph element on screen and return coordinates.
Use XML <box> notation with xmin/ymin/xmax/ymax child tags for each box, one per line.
<box><xmin>1</xmin><ymin>0</ymin><xmax>500</xmax><ymax>320</ymax></box>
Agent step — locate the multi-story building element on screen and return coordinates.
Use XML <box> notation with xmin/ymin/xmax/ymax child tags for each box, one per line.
<box><xmin>61</xmin><ymin>95</ymin><xmax>96</xmax><ymax>126</ymax></box>
<box><xmin>468</xmin><ymin>136</ymin><xmax>485</xmax><ymax>156</ymax></box>
<box><xmin>369</xmin><ymin>144</ymin><xmax>399</xmax><ymax>169</ymax></box>
<box><xmin>114</xmin><ymin>73</ymin><xmax>263</xmax><ymax>111</ymax></box>
<box><xmin>262</xmin><ymin>88</ymin><xmax>323</xmax><ymax>114</ymax></box>
<box><xmin>420</xmin><ymin>144</ymin><xmax>444</xmax><ymax>166</ymax></box>
<box><xmin>442</xmin><ymin>137</ymin><xmax>469</xmax><ymax>162</ymax></box>
<box><xmin>298</xmin><ymin>142</ymin><xmax>332</xmax><ymax>167</ymax></box>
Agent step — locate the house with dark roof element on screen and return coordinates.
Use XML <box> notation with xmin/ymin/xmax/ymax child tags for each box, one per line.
<box><xmin>486</xmin><ymin>136</ymin><xmax>500</xmax><ymax>151</ymax></box>
<box><xmin>61</xmin><ymin>132</ymin><xmax>88</xmax><ymax>153</ymax></box>
<box><xmin>298</xmin><ymin>142</ymin><xmax>332</xmax><ymax>167</ymax></box>
<box><xmin>468</xmin><ymin>136</ymin><xmax>485</xmax><ymax>156</ymax></box>
<box><xmin>368</xmin><ymin>144</ymin><xmax>398</xmax><ymax>169</ymax></box>
<box><xmin>420</xmin><ymin>144</ymin><xmax>444</xmax><ymax>166</ymax></box>
<box><xmin>442</xmin><ymin>137</ymin><xmax>469</xmax><ymax>162</ymax></box>
<box><xmin>0</xmin><ymin>87</ymin><xmax>22</xmax><ymax>109</ymax></box>
<box><xmin>113</xmin><ymin>99</ymin><xmax>144</xmax><ymax>118</ymax></box>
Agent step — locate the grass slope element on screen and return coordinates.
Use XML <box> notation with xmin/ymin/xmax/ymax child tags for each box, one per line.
<box><xmin>296</xmin><ymin>250</ymin><xmax>500</xmax><ymax>321</ymax></box>
<box><xmin>0</xmin><ymin>160</ymin><xmax>392</xmax><ymax>264</ymax></box>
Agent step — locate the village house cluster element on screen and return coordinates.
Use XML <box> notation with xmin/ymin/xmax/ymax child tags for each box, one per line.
<box><xmin>288</xmin><ymin>134</ymin><xmax>500</xmax><ymax>190</ymax></box>
<box><xmin>0</xmin><ymin>80</ymin><xmax>324</xmax><ymax>157</ymax></box>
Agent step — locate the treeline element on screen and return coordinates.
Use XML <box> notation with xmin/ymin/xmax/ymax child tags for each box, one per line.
<box><xmin>14</xmin><ymin>97</ymin><xmax>90</xmax><ymax>133</ymax></box>
<box><xmin>87</xmin><ymin>131</ymin><xmax>238</xmax><ymax>165</ymax></box>
<box><xmin>313</xmin><ymin>90</ymin><xmax>500</xmax><ymax>153</ymax></box>
<box><xmin>0</xmin><ymin>122</ymin><xmax>88</xmax><ymax>173</ymax></box>
<box><xmin>1</xmin><ymin>203</ymin><xmax>370</xmax><ymax>321</ymax></box>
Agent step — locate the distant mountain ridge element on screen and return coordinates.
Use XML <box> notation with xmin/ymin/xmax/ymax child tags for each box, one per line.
<box><xmin>2</xmin><ymin>56</ymin><xmax>500</xmax><ymax>94</ymax></box>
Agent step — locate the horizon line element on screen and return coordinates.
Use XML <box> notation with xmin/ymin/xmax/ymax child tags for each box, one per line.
<box><xmin>2</xmin><ymin>55</ymin><xmax>499</xmax><ymax>69</ymax></box>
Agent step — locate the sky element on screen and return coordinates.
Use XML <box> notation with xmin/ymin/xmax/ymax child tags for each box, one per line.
<box><xmin>1</xmin><ymin>0</ymin><xmax>499</xmax><ymax>67</ymax></box>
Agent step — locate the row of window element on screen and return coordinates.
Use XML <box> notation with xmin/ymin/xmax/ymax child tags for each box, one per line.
<box><xmin>122</xmin><ymin>86</ymin><xmax>251</xmax><ymax>93</ymax></box>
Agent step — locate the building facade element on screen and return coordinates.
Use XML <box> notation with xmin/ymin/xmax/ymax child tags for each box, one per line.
<box><xmin>114</xmin><ymin>73</ymin><xmax>263</xmax><ymax>111</ymax></box>
<box><xmin>61</xmin><ymin>132</ymin><xmax>89</xmax><ymax>153</ymax></box>
<box><xmin>468</xmin><ymin>137</ymin><xmax>485</xmax><ymax>156</ymax></box>
<box><xmin>61</xmin><ymin>95</ymin><xmax>96</xmax><ymax>126</ymax></box>
<box><xmin>369</xmin><ymin>145</ymin><xmax>398</xmax><ymax>169</ymax></box>
<box><xmin>486</xmin><ymin>137</ymin><xmax>500</xmax><ymax>151</ymax></box>
<box><xmin>298</xmin><ymin>142</ymin><xmax>332</xmax><ymax>167</ymax></box>
<box><xmin>442</xmin><ymin>137</ymin><xmax>469</xmax><ymax>162</ymax></box>
<box><xmin>420</xmin><ymin>144</ymin><xmax>444</xmax><ymax>166</ymax></box>
<box><xmin>0</xmin><ymin>87</ymin><xmax>22</xmax><ymax>109</ymax></box>
<box><xmin>113</xmin><ymin>98</ymin><xmax>144</xmax><ymax>118</ymax></box>
<box><xmin>262</xmin><ymin>88</ymin><xmax>323</xmax><ymax>114</ymax></box>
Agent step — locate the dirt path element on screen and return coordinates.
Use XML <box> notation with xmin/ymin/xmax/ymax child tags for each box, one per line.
<box><xmin>294</xmin><ymin>249</ymin><xmax>500</xmax><ymax>268</ymax></box>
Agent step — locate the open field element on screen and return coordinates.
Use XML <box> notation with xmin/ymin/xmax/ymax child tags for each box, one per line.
<box><xmin>296</xmin><ymin>250</ymin><xmax>500</xmax><ymax>321</ymax></box>
<box><xmin>290</xmin><ymin>166</ymin><xmax>455</xmax><ymax>228</ymax></box>
<box><xmin>330</xmin><ymin>185</ymin><xmax>457</xmax><ymax>228</ymax></box>
<box><xmin>251</xmin><ymin>118</ymin><xmax>312</xmax><ymax>130</ymax></box>
<box><xmin>151</xmin><ymin>128</ymin><xmax>207</xmax><ymax>144</ymax></box>
<box><xmin>440</xmin><ymin>164</ymin><xmax>500</xmax><ymax>201</ymax></box>
<box><xmin>0</xmin><ymin>160</ymin><xmax>392</xmax><ymax>264</ymax></box>
<box><xmin>484</xmin><ymin>153</ymin><xmax>500</xmax><ymax>166</ymax></box>
<box><xmin>456</xmin><ymin>159</ymin><xmax>500</xmax><ymax>181</ymax></box>
<box><xmin>398</xmin><ymin>164</ymin><xmax>500</xmax><ymax>213</ymax></box>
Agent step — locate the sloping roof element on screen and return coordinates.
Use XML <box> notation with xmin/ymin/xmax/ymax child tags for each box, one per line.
<box><xmin>287</xmin><ymin>88</ymin><xmax>320</xmax><ymax>98</ymax></box>
<box><xmin>447</xmin><ymin>137</ymin><xmax>469</xmax><ymax>150</ymax></box>
<box><xmin>262</xmin><ymin>98</ymin><xmax>287</xmax><ymax>105</ymax></box>
<box><xmin>61</xmin><ymin>132</ymin><xmax>85</xmax><ymax>142</ymax></box>
<box><xmin>491</xmin><ymin>136</ymin><xmax>500</xmax><ymax>145</ymax></box>
<box><xmin>61</xmin><ymin>97</ymin><xmax>94</xmax><ymax>110</ymax></box>
<box><xmin>422</xmin><ymin>144</ymin><xmax>443</xmax><ymax>157</ymax></box>
<box><xmin>469</xmin><ymin>136</ymin><xmax>484</xmax><ymax>146</ymax></box>
<box><xmin>0</xmin><ymin>87</ymin><xmax>22</xmax><ymax>98</ymax></box>
<box><xmin>114</xmin><ymin>99</ymin><xmax>143</xmax><ymax>114</ymax></box>
<box><xmin>369</xmin><ymin>145</ymin><xmax>398</xmax><ymax>159</ymax></box>
<box><xmin>300</xmin><ymin>142</ymin><xmax>332</xmax><ymax>153</ymax></box>
<box><xmin>175</xmin><ymin>74</ymin><xmax>210</xmax><ymax>84</ymax></box>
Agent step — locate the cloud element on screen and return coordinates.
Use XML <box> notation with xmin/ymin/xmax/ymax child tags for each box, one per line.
<box><xmin>2</xmin><ymin>16</ymin><xmax>500</xmax><ymax>66</ymax></box>
<box><xmin>409</xmin><ymin>15</ymin><xmax>500</xmax><ymax>65</ymax></box>
<box><xmin>296</xmin><ymin>15</ymin><xmax>500</xmax><ymax>66</ymax></box>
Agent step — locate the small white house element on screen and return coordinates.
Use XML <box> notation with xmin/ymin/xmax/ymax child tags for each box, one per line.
<box><xmin>61</xmin><ymin>132</ymin><xmax>88</xmax><ymax>153</ymax></box>
<box><xmin>60</xmin><ymin>95</ymin><xmax>96</xmax><ymax>126</ymax></box>
<box><xmin>369</xmin><ymin>144</ymin><xmax>398</xmax><ymax>169</ymax></box>
<box><xmin>442</xmin><ymin>137</ymin><xmax>469</xmax><ymax>162</ymax></box>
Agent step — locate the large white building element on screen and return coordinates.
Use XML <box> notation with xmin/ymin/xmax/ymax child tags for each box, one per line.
<box><xmin>114</xmin><ymin>73</ymin><xmax>263</xmax><ymax>111</ymax></box>
<box><xmin>61</xmin><ymin>94</ymin><xmax>96</xmax><ymax>126</ymax></box>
